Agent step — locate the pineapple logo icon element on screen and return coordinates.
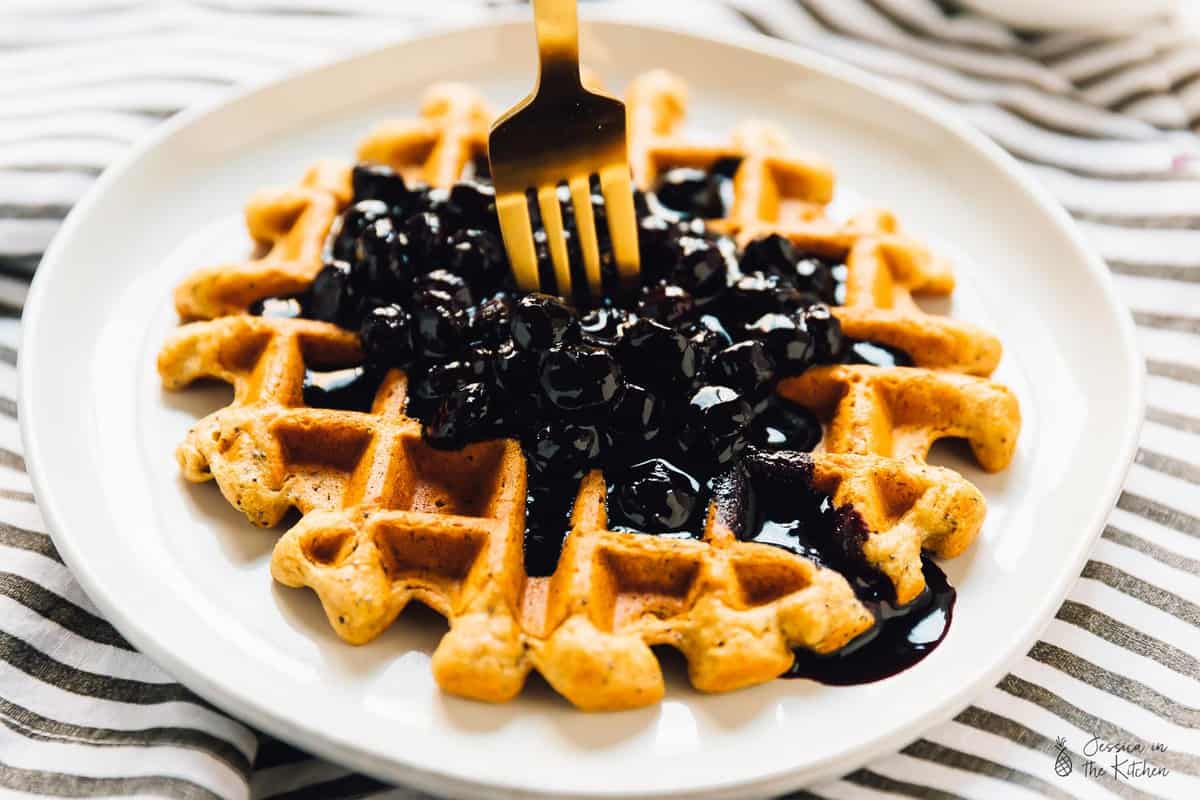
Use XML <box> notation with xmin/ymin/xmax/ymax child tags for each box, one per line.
<box><xmin>1054</xmin><ymin>737</ymin><xmax>1073</xmax><ymax>777</ymax></box>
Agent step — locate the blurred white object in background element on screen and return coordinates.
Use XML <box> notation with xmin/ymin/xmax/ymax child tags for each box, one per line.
<box><xmin>955</xmin><ymin>0</ymin><xmax>1178</xmax><ymax>30</ymax></box>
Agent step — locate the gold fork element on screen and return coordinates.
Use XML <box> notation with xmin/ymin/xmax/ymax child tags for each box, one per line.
<box><xmin>488</xmin><ymin>0</ymin><xmax>640</xmax><ymax>300</ymax></box>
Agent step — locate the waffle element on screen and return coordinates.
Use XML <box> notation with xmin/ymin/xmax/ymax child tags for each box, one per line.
<box><xmin>159</xmin><ymin>71</ymin><xmax>1020</xmax><ymax>709</ymax></box>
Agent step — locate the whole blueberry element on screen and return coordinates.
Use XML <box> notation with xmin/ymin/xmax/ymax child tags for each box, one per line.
<box><xmin>610</xmin><ymin>382</ymin><xmax>667</xmax><ymax>446</ymax></box>
<box><xmin>635</xmin><ymin>282</ymin><xmax>696</xmax><ymax>325</ymax></box>
<box><xmin>682</xmin><ymin>314</ymin><xmax>734</xmax><ymax>375</ymax></box>
<box><xmin>744</xmin><ymin>312</ymin><xmax>815</xmax><ymax>375</ymax></box>
<box><xmin>423</xmin><ymin>381</ymin><xmax>495</xmax><ymax>449</ymax></box>
<box><xmin>721</xmin><ymin>272</ymin><xmax>805</xmax><ymax>327</ymax></box>
<box><xmin>510</xmin><ymin>293</ymin><xmax>581</xmax><ymax>352</ymax></box>
<box><xmin>802</xmin><ymin>305</ymin><xmax>846</xmax><ymax>363</ymax></box>
<box><xmin>328</xmin><ymin>199</ymin><xmax>389</xmax><ymax>262</ymax></box>
<box><xmin>637</xmin><ymin>214</ymin><xmax>676</xmax><ymax>279</ymax></box>
<box><xmin>358</xmin><ymin>304</ymin><xmax>414</xmax><ymax>367</ymax></box>
<box><xmin>352</xmin><ymin>163</ymin><xmax>416</xmax><ymax>213</ymax></box>
<box><xmin>525</xmin><ymin>422</ymin><xmax>603</xmax><ymax>479</ymax></box>
<box><xmin>355</xmin><ymin>217</ymin><xmax>410</xmax><ymax>293</ymax></box>
<box><xmin>400</xmin><ymin>211</ymin><xmax>449</xmax><ymax>268</ymax></box>
<box><xmin>579</xmin><ymin>305</ymin><xmax>631</xmax><ymax>348</ymax></box>
<box><xmin>467</xmin><ymin>295</ymin><xmax>513</xmax><ymax>347</ymax></box>
<box><xmin>739</xmin><ymin>234</ymin><xmax>797</xmax><ymax>280</ymax></box>
<box><xmin>617</xmin><ymin>317</ymin><xmax>699</xmax><ymax>389</ymax></box>
<box><xmin>448</xmin><ymin>180</ymin><xmax>497</xmax><ymax>228</ymax></box>
<box><xmin>669</xmin><ymin>235</ymin><xmax>728</xmax><ymax>299</ymax></box>
<box><xmin>309</xmin><ymin>260</ymin><xmax>361</xmax><ymax>326</ymax></box>
<box><xmin>652</xmin><ymin>167</ymin><xmax>731</xmax><ymax>219</ymax></box>
<box><xmin>708</xmin><ymin>341</ymin><xmax>777</xmax><ymax>398</ymax></box>
<box><xmin>607</xmin><ymin>458</ymin><xmax>704</xmax><ymax>532</ymax></box>
<box><xmin>794</xmin><ymin>256</ymin><xmax>838</xmax><ymax>304</ymax></box>
<box><xmin>410</xmin><ymin>290</ymin><xmax>467</xmax><ymax>359</ymax></box>
<box><xmin>538</xmin><ymin>344</ymin><xmax>623</xmax><ymax>414</ymax></box>
<box><xmin>410</xmin><ymin>359</ymin><xmax>479</xmax><ymax>406</ymax></box>
<box><xmin>414</xmin><ymin>269</ymin><xmax>473</xmax><ymax>308</ymax></box>
<box><xmin>683</xmin><ymin>385</ymin><xmax>753</xmax><ymax>465</ymax></box>
<box><xmin>750</xmin><ymin>397</ymin><xmax>822</xmax><ymax>452</ymax></box>
<box><xmin>446</xmin><ymin>228</ymin><xmax>506</xmax><ymax>287</ymax></box>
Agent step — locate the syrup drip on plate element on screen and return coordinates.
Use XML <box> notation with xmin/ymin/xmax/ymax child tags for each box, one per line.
<box><xmin>784</xmin><ymin>556</ymin><xmax>955</xmax><ymax>684</ymax></box>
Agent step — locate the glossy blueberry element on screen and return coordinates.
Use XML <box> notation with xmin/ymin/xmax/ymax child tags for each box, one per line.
<box><xmin>467</xmin><ymin>295</ymin><xmax>513</xmax><ymax>347</ymax></box>
<box><xmin>740</xmin><ymin>234</ymin><xmax>797</xmax><ymax>279</ymax></box>
<box><xmin>509</xmin><ymin>293</ymin><xmax>580</xmax><ymax>352</ymax></box>
<box><xmin>410</xmin><ymin>290</ymin><xmax>468</xmax><ymax>359</ymax></box>
<box><xmin>652</xmin><ymin>167</ymin><xmax>731</xmax><ymax>219</ymax></box>
<box><xmin>669</xmin><ymin>235</ymin><xmax>728</xmax><ymax>298</ymax></box>
<box><xmin>410</xmin><ymin>359</ymin><xmax>480</xmax><ymax>404</ymax></box>
<box><xmin>538</xmin><ymin>344</ymin><xmax>623</xmax><ymax>414</ymax></box>
<box><xmin>309</xmin><ymin>260</ymin><xmax>360</xmax><ymax>326</ymax></box>
<box><xmin>355</xmin><ymin>217</ymin><xmax>409</xmax><ymax>292</ymax></box>
<box><xmin>636</xmin><ymin>214</ymin><xmax>676</xmax><ymax>278</ymax></box>
<box><xmin>744</xmin><ymin>312</ymin><xmax>815</xmax><ymax>375</ymax></box>
<box><xmin>351</xmin><ymin>163</ymin><xmax>416</xmax><ymax>213</ymax></box>
<box><xmin>683</xmin><ymin>385</ymin><xmax>753</xmax><ymax>465</ymax></box>
<box><xmin>358</xmin><ymin>304</ymin><xmax>414</xmax><ymax>367</ymax></box>
<box><xmin>681</xmin><ymin>315</ymin><xmax>732</xmax><ymax>376</ymax></box>
<box><xmin>721</xmin><ymin>272</ymin><xmax>805</xmax><ymax>327</ymax></box>
<box><xmin>616</xmin><ymin>317</ymin><xmax>699</xmax><ymax>389</ymax></box>
<box><xmin>328</xmin><ymin>199</ymin><xmax>389</xmax><ymax>262</ymax></box>
<box><xmin>845</xmin><ymin>340</ymin><xmax>914</xmax><ymax>368</ymax></box>
<box><xmin>802</xmin><ymin>304</ymin><xmax>846</xmax><ymax>363</ymax></box>
<box><xmin>249</xmin><ymin>295</ymin><xmax>305</xmax><ymax>319</ymax></box>
<box><xmin>579</xmin><ymin>305</ymin><xmax>631</xmax><ymax>348</ymax></box>
<box><xmin>399</xmin><ymin>211</ymin><xmax>448</xmax><ymax>268</ymax></box>
<box><xmin>607</xmin><ymin>458</ymin><xmax>703</xmax><ymax>532</ymax></box>
<box><xmin>708</xmin><ymin>341</ymin><xmax>777</xmax><ymax>398</ymax></box>
<box><xmin>414</xmin><ymin>269</ymin><xmax>473</xmax><ymax>308</ymax></box>
<box><xmin>448</xmin><ymin>179</ymin><xmax>497</xmax><ymax>228</ymax></box>
<box><xmin>635</xmin><ymin>282</ymin><xmax>696</xmax><ymax>325</ymax></box>
<box><xmin>525</xmin><ymin>422</ymin><xmax>603</xmax><ymax>479</ymax></box>
<box><xmin>423</xmin><ymin>382</ymin><xmax>495</xmax><ymax>449</ymax></box>
<box><xmin>794</xmin><ymin>257</ymin><xmax>838</xmax><ymax>304</ymax></box>
<box><xmin>750</xmin><ymin>397</ymin><xmax>822</xmax><ymax>451</ymax></box>
<box><xmin>445</xmin><ymin>228</ymin><xmax>506</xmax><ymax>286</ymax></box>
<box><xmin>610</xmin><ymin>382</ymin><xmax>666</xmax><ymax>446</ymax></box>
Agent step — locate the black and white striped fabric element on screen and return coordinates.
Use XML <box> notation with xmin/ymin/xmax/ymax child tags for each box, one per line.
<box><xmin>2</xmin><ymin>1</ymin><xmax>1198</xmax><ymax>798</ymax></box>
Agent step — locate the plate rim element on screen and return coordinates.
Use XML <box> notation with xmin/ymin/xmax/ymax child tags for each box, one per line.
<box><xmin>19</xmin><ymin>12</ymin><xmax>1145</xmax><ymax>799</ymax></box>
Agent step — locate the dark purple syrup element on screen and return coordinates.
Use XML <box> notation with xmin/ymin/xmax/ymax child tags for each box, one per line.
<box><xmin>784</xmin><ymin>555</ymin><xmax>955</xmax><ymax>684</ymax></box>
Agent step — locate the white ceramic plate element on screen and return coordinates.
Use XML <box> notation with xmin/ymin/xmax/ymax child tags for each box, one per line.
<box><xmin>21</xmin><ymin>17</ymin><xmax>1142</xmax><ymax>800</ymax></box>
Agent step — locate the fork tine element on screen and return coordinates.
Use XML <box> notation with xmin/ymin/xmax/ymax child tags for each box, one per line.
<box><xmin>537</xmin><ymin>185</ymin><xmax>573</xmax><ymax>297</ymax></box>
<box><xmin>598</xmin><ymin>165</ymin><xmax>640</xmax><ymax>287</ymax></box>
<box><xmin>568</xmin><ymin>176</ymin><xmax>603</xmax><ymax>297</ymax></box>
<box><xmin>496</xmin><ymin>192</ymin><xmax>540</xmax><ymax>291</ymax></box>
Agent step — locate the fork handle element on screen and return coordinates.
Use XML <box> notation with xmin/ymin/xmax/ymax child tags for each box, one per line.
<box><xmin>532</xmin><ymin>0</ymin><xmax>581</xmax><ymax>89</ymax></box>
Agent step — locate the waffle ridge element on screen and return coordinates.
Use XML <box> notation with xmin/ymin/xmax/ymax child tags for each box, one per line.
<box><xmin>158</xmin><ymin>71</ymin><xmax>1020</xmax><ymax>709</ymax></box>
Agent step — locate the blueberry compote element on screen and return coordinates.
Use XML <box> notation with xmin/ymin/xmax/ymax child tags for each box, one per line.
<box><xmin>253</xmin><ymin>160</ymin><xmax>953</xmax><ymax>679</ymax></box>
<box><xmin>733</xmin><ymin>449</ymin><xmax>957</xmax><ymax>683</ymax></box>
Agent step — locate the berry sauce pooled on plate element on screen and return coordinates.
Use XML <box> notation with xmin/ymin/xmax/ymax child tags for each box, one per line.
<box><xmin>251</xmin><ymin>160</ymin><xmax>951</xmax><ymax>684</ymax></box>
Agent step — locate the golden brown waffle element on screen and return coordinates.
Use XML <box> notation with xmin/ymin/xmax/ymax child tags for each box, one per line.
<box><xmin>626</xmin><ymin>70</ymin><xmax>1019</xmax><ymax>603</ymax></box>
<box><xmin>159</xmin><ymin>315</ymin><xmax>875</xmax><ymax>710</ymax></box>
<box><xmin>173</xmin><ymin>83</ymin><xmax>491</xmax><ymax>321</ymax></box>
<box><xmin>159</xmin><ymin>70</ymin><xmax>1021</xmax><ymax>708</ymax></box>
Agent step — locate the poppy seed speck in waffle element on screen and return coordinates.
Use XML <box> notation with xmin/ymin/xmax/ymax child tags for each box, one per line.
<box><xmin>158</xmin><ymin>71</ymin><xmax>1020</xmax><ymax>709</ymax></box>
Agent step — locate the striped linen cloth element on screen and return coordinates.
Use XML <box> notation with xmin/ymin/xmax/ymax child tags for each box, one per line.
<box><xmin>1</xmin><ymin>1</ymin><xmax>1198</xmax><ymax>798</ymax></box>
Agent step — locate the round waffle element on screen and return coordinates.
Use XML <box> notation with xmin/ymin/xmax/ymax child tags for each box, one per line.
<box><xmin>159</xmin><ymin>71</ymin><xmax>1020</xmax><ymax>709</ymax></box>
